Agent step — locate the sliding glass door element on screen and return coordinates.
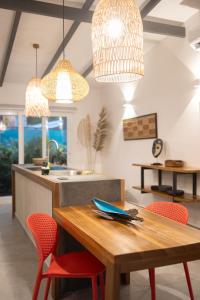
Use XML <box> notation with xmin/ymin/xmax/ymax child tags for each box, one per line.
<box><xmin>0</xmin><ymin>115</ymin><xmax>18</xmax><ymax>196</ymax></box>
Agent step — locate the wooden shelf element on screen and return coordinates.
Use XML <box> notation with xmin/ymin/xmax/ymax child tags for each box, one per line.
<box><xmin>133</xmin><ymin>163</ymin><xmax>200</xmax><ymax>174</ymax></box>
<box><xmin>133</xmin><ymin>186</ymin><xmax>200</xmax><ymax>203</ymax></box>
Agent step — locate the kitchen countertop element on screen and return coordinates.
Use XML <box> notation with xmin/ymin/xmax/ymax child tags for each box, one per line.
<box><xmin>12</xmin><ymin>164</ymin><xmax>118</xmax><ymax>184</ymax></box>
<box><xmin>31</xmin><ymin>170</ymin><xmax>117</xmax><ymax>183</ymax></box>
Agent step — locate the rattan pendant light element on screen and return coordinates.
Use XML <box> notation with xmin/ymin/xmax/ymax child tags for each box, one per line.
<box><xmin>25</xmin><ymin>44</ymin><xmax>50</xmax><ymax>117</ymax></box>
<box><xmin>92</xmin><ymin>0</ymin><xmax>144</xmax><ymax>83</ymax></box>
<box><xmin>41</xmin><ymin>0</ymin><xmax>89</xmax><ymax>103</ymax></box>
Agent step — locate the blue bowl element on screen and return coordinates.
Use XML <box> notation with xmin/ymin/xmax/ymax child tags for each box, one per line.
<box><xmin>92</xmin><ymin>198</ymin><xmax>129</xmax><ymax>216</ymax></box>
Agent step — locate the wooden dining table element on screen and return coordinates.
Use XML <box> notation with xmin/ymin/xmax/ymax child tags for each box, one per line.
<box><xmin>53</xmin><ymin>201</ymin><xmax>200</xmax><ymax>300</ymax></box>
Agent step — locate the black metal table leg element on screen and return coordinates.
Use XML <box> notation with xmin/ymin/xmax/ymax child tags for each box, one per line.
<box><xmin>141</xmin><ymin>167</ymin><xmax>145</xmax><ymax>190</ymax></box>
<box><xmin>192</xmin><ymin>173</ymin><xmax>197</xmax><ymax>196</ymax></box>
<box><xmin>158</xmin><ymin>170</ymin><xmax>162</xmax><ymax>186</ymax></box>
<box><xmin>172</xmin><ymin>172</ymin><xmax>177</xmax><ymax>191</ymax></box>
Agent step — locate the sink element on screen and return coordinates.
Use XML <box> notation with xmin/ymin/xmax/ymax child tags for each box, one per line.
<box><xmin>50</xmin><ymin>169</ymin><xmax>78</xmax><ymax>176</ymax></box>
<box><xmin>25</xmin><ymin>166</ymin><xmax>41</xmax><ymax>171</ymax></box>
<box><xmin>50</xmin><ymin>166</ymin><xmax>68</xmax><ymax>171</ymax></box>
<box><xmin>24</xmin><ymin>165</ymin><xmax>78</xmax><ymax>176</ymax></box>
<box><xmin>25</xmin><ymin>165</ymin><xmax>68</xmax><ymax>171</ymax></box>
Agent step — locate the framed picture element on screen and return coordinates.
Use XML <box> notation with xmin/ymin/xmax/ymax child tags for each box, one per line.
<box><xmin>123</xmin><ymin>113</ymin><xmax>158</xmax><ymax>141</ymax></box>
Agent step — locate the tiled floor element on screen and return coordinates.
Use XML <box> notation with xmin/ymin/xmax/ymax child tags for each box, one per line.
<box><xmin>0</xmin><ymin>197</ymin><xmax>200</xmax><ymax>300</ymax></box>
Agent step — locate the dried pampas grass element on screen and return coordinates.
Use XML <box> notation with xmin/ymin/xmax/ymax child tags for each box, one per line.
<box><xmin>93</xmin><ymin>107</ymin><xmax>108</xmax><ymax>170</ymax></box>
<box><xmin>77</xmin><ymin>115</ymin><xmax>92</xmax><ymax>170</ymax></box>
<box><xmin>93</xmin><ymin>107</ymin><xmax>108</xmax><ymax>152</ymax></box>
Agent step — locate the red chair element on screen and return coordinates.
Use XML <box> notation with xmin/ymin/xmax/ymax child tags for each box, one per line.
<box><xmin>27</xmin><ymin>213</ymin><xmax>105</xmax><ymax>300</ymax></box>
<box><xmin>145</xmin><ymin>202</ymin><xmax>194</xmax><ymax>300</ymax></box>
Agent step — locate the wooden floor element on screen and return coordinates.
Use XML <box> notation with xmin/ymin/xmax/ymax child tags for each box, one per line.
<box><xmin>0</xmin><ymin>197</ymin><xmax>200</xmax><ymax>300</ymax></box>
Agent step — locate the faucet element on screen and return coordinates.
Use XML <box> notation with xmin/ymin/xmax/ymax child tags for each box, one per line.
<box><xmin>47</xmin><ymin>139</ymin><xmax>59</xmax><ymax>165</ymax></box>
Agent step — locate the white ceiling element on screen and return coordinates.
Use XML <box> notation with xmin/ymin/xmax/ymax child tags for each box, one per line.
<box><xmin>148</xmin><ymin>0</ymin><xmax>198</xmax><ymax>23</ymax></box>
<box><xmin>0</xmin><ymin>0</ymin><xmax>199</xmax><ymax>86</ymax></box>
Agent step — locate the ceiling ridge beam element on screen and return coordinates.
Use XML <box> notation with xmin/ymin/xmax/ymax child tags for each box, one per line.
<box><xmin>43</xmin><ymin>0</ymin><xmax>95</xmax><ymax>77</ymax></box>
<box><xmin>0</xmin><ymin>0</ymin><xmax>93</xmax><ymax>23</ymax></box>
<box><xmin>0</xmin><ymin>11</ymin><xmax>21</xmax><ymax>87</ymax></box>
<box><xmin>143</xmin><ymin>20</ymin><xmax>186</xmax><ymax>37</ymax></box>
<box><xmin>181</xmin><ymin>0</ymin><xmax>200</xmax><ymax>9</ymax></box>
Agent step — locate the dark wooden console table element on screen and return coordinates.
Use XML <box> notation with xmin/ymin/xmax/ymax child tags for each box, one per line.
<box><xmin>133</xmin><ymin>163</ymin><xmax>200</xmax><ymax>203</ymax></box>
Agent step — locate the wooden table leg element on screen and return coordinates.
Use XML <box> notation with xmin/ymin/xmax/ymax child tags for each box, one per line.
<box><xmin>51</xmin><ymin>278</ymin><xmax>60</xmax><ymax>300</ymax></box>
<box><xmin>121</xmin><ymin>272</ymin><xmax>130</xmax><ymax>285</ymax></box>
<box><xmin>105</xmin><ymin>264</ymin><xmax>120</xmax><ymax>300</ymax></box>
<box><xmin>11</xmin><ymin>170</ymin><xmax>15</xmax><ymax>219</ymax></box>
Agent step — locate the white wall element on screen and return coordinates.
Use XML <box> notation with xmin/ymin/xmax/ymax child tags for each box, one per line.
<box><xmin>67</xmin><ymin>86</ymin><xmax>103</xmax><ymax>171</ymax></box>
<box><xmin>0</xmin><ymin>82</ymin><xmax>27</xmax><ymax>105</ymax></box>
<box><xmin>100</xmin><ymin>37</ymin><xmax>200</xmax><ymax>227</ymax></box>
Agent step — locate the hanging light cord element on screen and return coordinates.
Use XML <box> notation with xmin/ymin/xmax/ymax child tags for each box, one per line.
<box><xmin>62</xmin><ymin>0</ymin><xmax>65</xmax><ymax>59</ymax></box>
<box><xmin>35</xmin><ymin>46</ymin><xmax>38</xmax><ymax>78</ymax></box>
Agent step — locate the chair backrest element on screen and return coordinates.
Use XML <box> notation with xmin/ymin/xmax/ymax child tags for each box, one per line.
<box><xmin>145</xmin><ymin>201</ymin><xmax>188</xmax><ymax>224</ymax></box>
<box><xmin>27</xmin><ymin>213</ymin><xmax>58</xmax><ymax>261</ymax></box>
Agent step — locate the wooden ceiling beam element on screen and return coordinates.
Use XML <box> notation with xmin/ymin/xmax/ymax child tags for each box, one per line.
<box><xmin>140</xmin><ymin>0</ymin><xmax>162</xmax><ymax>18</ymax></box>
<box><xmin>0</xmin><ymin>11</ymin><xmax>21</xmax><ymax>86</ymax></box>
<box><xmin>143</xmin><ymin>20</ymin><xmax>186</xmax><ymax>37</ymax></box>
<box><xmin>181</xmin><ymin>0</ymin><xmax>200</xmax><ymax>10</ymax></box>
<box><xmin>0</xmin><ymin>0</ymin><xmax>93</xmax><ymax>23</ymax></box>
<box><xmin>82</xmin><ymin>64</ymin><xmax>93</xmax><ymax>78</ymax></box>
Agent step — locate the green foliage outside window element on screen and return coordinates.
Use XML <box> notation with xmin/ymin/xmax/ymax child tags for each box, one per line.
<box><xmin>24</xmin><ymin>137</ymin><xmax>42</xmax><ymax>164</ymax></box>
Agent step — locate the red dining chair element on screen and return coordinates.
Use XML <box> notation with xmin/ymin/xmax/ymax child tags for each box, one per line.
<box><xmin>145</xmin><ymin>201</ymin><xmax>194</xmax><ymax>300</ymax></box>
<box><xmin>27</xmin><ymin>213</ymin><xmax>105</xmax><ymax>300</ymax></box>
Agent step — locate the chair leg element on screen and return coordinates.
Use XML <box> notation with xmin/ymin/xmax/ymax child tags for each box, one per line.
<box><xmin>44</xmin><ymin>278</ymin><xmax>51</xmax><ymax>300</ymax></box>
<box><xmin>91</xmin><ymin>275</ymin><xmax>98</xmax><ymax>300</ymax></box>
<box><xmin>148</xmin><ymin>268</ymin><xmax>156</xmax><ymax>300</ymax></box>
<box><xmin>99</xmin><ymin>272</ymin><xmax>105</xmax><ymax>300</ymax></box>
<box><xmin>183</xmin><ymin>262</ymin><xmax>194</xmax><ymax>300</ymax></box>
<box><xmin>32</xmin><ymin>274</ymin><xmax>42</xmax><ymax>300</ymax></box>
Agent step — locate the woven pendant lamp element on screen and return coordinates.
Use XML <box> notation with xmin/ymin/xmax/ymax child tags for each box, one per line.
<box><xmin>41</xmin><ymin>59</ymin><xmax>89</xmax><ymax>103</ymax></box>
<box><xmin>92</xmin><ymin>0</ymin><xmax>144</xmax><ymax>83</ymax></box>
<box><xmin>25</xmin><ymin>44</ymin><xmax>49</xmax><ymax>117</ymax></box>
<box><xmin>41</xmin><ymin>0</ymin><xmax>89</xmax><ymax>103</ymax></box>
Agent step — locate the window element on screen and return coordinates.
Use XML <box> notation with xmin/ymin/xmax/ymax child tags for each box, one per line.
<box><xmin>47</xmin><ymin>117</ymin><xmax>67</xmax><ymax>164</ymax></box>
<box><xmin>0</xmin><ymin>112</ymin><xmax>68</xmax><ymax>195</ymax></box>
<box><xmin>0</xmin><ymin>115</ymin><xmax>18</xmax><ymax>196</ymax></box>
<box><xmin>24</xmin><ymin>117</ymin><xmax>42</xmax><ymax>164</ymax></box>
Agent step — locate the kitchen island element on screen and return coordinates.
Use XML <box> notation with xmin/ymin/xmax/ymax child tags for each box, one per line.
<box><xmin>12</xmin><ymin>164</ymin><xmax>125</xmax><ymax>236</ymax></box>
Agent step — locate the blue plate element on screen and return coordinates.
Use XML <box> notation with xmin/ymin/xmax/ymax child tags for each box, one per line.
<box><xmin>92</xmin><ymin>198</ymin><xmax>129</xmax><ymax>216</ymax></box>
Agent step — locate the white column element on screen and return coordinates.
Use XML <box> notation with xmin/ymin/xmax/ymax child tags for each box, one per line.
<box><xmin>42</xmin><ymin>117</ymin><xmax>47</xmax><ymax>158</ymax></box>
<box><xmin>18</xmin><ymin>113</ymin><xmax>24</xmax><ymax>164</ymax></box>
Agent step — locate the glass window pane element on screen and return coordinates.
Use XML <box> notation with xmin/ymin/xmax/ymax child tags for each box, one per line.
<box><xmin>24</xmin><ymin>117</ymin><xmax>42</xmax><ymax>164</ymax></box>
<box><xmin>0</xmin><ymin>115</ymin><xmax>18</xmax><ymax>196</ymax></box>
<box><xmin>47</xmin><ymin>117</ymin><xmax>67</xmax><ymax>164</ymax></box>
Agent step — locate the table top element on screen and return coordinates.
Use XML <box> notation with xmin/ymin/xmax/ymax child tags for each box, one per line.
<box><xmin>133</xmin><ymin>163</ymin><xmax>200</xmax><ymax>173</ymax></box>
<box><xmin>53</xmin><ymin>202</ymin><xmax>200</xmax><ymax>268</ymax></box>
